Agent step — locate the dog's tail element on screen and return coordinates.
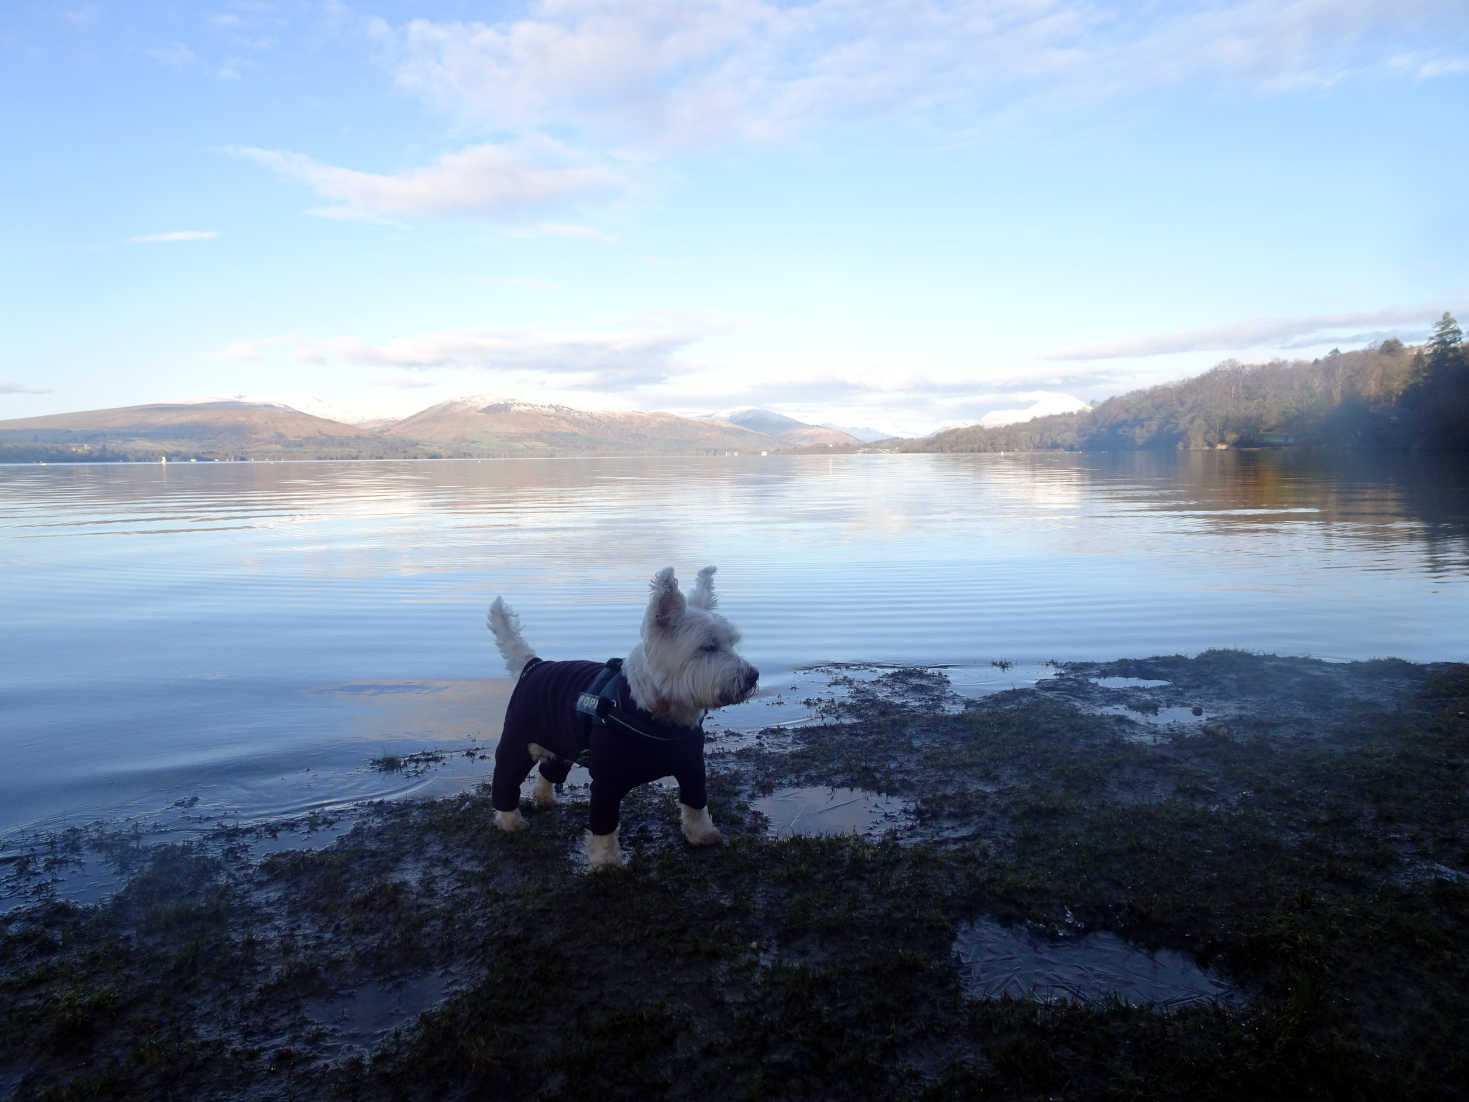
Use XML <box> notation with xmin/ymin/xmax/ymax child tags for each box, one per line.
<box><xmin>487</xmin><ymin>597</ymin><xmax>537</xmax><ymax>678</ymax></box>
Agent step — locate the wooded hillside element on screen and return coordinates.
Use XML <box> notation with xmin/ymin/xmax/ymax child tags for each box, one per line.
<box><xmin>909</xmin><ymin>315</ymin><xmax>1468</xmax><ymax>453</ymax></box>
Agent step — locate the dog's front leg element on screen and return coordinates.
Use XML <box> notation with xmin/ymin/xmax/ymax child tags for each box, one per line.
<box><xmin>679</xmin><ymin>803</ymin><xmax>723</xmax><ymax>847</ymax></box>
<box><xmin>495</xmin><ymin>808</ymin><xmax>530</xmax><ymax>831</ymax></box>
<box><xmin>586</xmin><ymin>828</ymin><xmax>625</xmax><ymax>870</ymax></box>
<box><xmin>675</xmin><ymin>757</ymin><xmax>722</xmax><ymax>846</ymax></box>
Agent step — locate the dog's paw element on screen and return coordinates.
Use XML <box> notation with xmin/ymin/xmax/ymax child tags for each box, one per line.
<box><xmin>586</xmin><ymin>830</ymin><xmax>627</xmax><ymax>870</ymax></box>
<box><xmin>532</xmin><ymin>776</ymin><xmax>558</xmax><ymax>809</ymax></box>
<box><xmin>680</xmin><ymin>804</ymin><xmax>724</xmax><ymax>847</ymax></box>
<box><xmin>495</xmin><ymin>808</ymin><xmax>530</xmax><ymax>832</ymax></box>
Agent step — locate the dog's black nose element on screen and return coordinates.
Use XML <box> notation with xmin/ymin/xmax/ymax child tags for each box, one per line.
<box><xmin>743</xmin><ymin>666</ymin><xmax>760</xmax><ymax>692</ymax></box>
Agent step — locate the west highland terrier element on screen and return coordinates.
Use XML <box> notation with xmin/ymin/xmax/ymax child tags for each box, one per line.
<box><xmin>487</xmin><ymin>566</ymin><xmax>759</xmax><ymax>870</ymax></box>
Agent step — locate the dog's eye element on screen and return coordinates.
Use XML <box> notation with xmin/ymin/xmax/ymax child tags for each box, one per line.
<box><xmin>700</xmin><ymin>642</ymin><xmax>719</xmax><ymax>653</ymax></box>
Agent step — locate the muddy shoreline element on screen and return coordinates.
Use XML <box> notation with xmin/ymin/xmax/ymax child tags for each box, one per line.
<box><xmin>4</xmin><ymin>650</ymin><xmax>1467</xmax><ymax>1100</ymax></box>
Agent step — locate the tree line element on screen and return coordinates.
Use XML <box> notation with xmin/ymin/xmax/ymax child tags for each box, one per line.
<box><xmin>908</xmin><ymin>313</ymin><xmax>1468</xmax><ymax>453</ymax></box>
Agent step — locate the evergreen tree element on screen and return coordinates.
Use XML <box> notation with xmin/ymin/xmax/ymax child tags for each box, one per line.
<box><xmin>1429</xmin><ymin>312</ymin><xmax>1463</xmax><ymax>368</ymax></box>
<box><xmin>1408</xmin><ymin>312</ymin><xmax>1469</xmax><ymax>448</ymax></box>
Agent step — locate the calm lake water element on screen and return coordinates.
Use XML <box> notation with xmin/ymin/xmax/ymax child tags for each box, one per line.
<box><xmin>2</xmin><ymin>450</ymin><xmax>1466</xmax><ymax>844</ymax></box>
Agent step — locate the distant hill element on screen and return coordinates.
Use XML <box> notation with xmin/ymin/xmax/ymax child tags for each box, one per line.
<box><xmin>905</xmin><ymin>331</ymin><xmax>1468</xmax><ymax>454</ymax></box>
<box><xmin>708</xmin><ymin>408</ymin><xmax>860</xmax><ymax>448</ymax></box>
<box><xmin>0</xmin><ymin>400</ymin><xmax>361</xmax><ymax>437</ymax></box>
<box><xmin>0</xmin><ymin>401</ymin><xmax>390</xmax><ymax>462</ymax></box>
<box><xmin>183</xmin><ymin>392</ymin><xmax>380</xmax><ymax>427</ymax></box>
<box><xmin>0</xmin><ymin>396</ymin><xmax>853</xmax><ymax>462</ymax></box>
<box><xmin>821</xmin><ymin>423</ymin><xmax>893</xmax><ymax>444</ymax></box>
<box><xmin>384</xmin><ymin>397</ymin><xmax>780</xmax><ymax>456</ymax></box>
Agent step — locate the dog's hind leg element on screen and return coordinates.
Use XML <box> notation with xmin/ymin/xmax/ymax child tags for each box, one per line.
<box><xmin>532</xmin><ymin>747</ymin><xmax>573</xmax><ymax>809</ymax></box>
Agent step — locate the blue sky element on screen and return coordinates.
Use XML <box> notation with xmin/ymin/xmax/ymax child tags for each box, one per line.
<box><xmin>3</xmin><ymin>1</ymin><xmax>1466</xmax><ymax>437</ymax></box>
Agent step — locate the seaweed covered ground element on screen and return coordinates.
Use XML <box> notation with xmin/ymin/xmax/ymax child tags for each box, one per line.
<box><xmin>3</xmin><ymin>651</ymin><xmax>1467</xmax><ymax>1100</ymax></box>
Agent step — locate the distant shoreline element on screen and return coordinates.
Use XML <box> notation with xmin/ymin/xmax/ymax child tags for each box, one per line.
<box><xmin>2</xmin><ymin>438</ymin><xmax>1461</xmax><ymax>466</ymax></box>
<box><xmin>6</xmin><ymin>328</ymin><xmax>1466</xmax><ymax>463</ymax></box>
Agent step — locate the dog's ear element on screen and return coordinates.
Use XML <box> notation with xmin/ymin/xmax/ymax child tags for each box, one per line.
<box><xmin>689</xmin><ymin>565</ymin><xmax>718</xmax><ymax>610</ymax></box>
<box><xmin>645</xmin><ymin>566</ymin><xmax>686</xmax><ymax>632</ymax></box>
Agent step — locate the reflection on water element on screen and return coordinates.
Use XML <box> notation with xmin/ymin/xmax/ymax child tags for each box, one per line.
<box><xmin>1</xmin><ymin>452</ymin><xmax>1465</xmax><ymax>841</ymax></box>
<box><xmin>954</xmin><ymin>918</ymin><xmax>1243</xmax><ymax>1010</ymax></box>
<box><xmin>755</xmin><ymin>786</ymin><xmax>913</xmax><ymax>838</ymax></box>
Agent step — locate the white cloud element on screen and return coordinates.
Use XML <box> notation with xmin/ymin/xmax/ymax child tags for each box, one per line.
<box><xmin>356</xmin><ymin>0</ymin><xmax>1469</xmax><ymax>149</ymax></box>
<box><xmin>507</xmin><ymin>222</ymin><xmax>618</xmax><ymax>243</ymax></box>
<box><xmin>146</xmin><ymin>42</ymin><xmax>199</xmax><ymax>68</ymax></box>
<box><xmin>1046</xmin><ymin>306</ymin><xmax>1449</xmax><ymax>360</ymax></box>
<box><xmin>251</xmin><ymin>324</ymin><xmax>716</xmax><ymax>388</ymax></box>
<box><xmin>223</xmin><ymin>1</ymin><xmax>1464</xmax><ymax>233</ymax></box>
<box><xmin>487</xmin><ymin>275</ymin><xmax>565</xmax><ymax>290</ymax></box>
<box><xmin>380</xmin><ymin>374</ymin><xmax>439</xmax><ymax>390</ymax></box>
<box><xmin>1</xmin><ymin>382</ymin><xmax>53</xmax><ymax>395</ymax></box>
<box><xmin>1418</xmin><ymin>56</ymin><xmax>1469</xmax><ymax>77</ymax></box>
<box><xmin>367</xmin><ymin>0</ymin><xmax>1039</xmax><ymax>145</ymax></box>
<box><xmin>63</xmin><ymin>5</ymin><xmax>101</xmax><ymax>31</ymax></box>
<box><xmin>979</xmin><ymin>392</ymin><xmax>1090</xmax><ymax>428</ymax></box>
<box><xmin>219</xmin><ymin>341</ymin><xmax>264</xmax><ymax>361</ymax></box>
<box><xmin>127</xmin><ymin>230</ymin><xmax>219</xmax><ymax>243</ymax></box>
<box><xmin>1278</xmin><ymin>328</ymin><xmax>1431</xmax><ymax>350</ymax></box>
<box><xmin>228</xmin><ymin>141</ymin><xmax>624</xmax><ymax>220</ymax></box>
<box><xmin>1391</xmin><ymin>52</ymin><xmax>1469</xmax><ymax>79</ymax></box>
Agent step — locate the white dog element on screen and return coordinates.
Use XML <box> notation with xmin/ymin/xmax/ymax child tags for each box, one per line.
<box><xmin>487</xmin><ymin>566</ymin><xmax>759</xmax><ymax>870</ymax></box>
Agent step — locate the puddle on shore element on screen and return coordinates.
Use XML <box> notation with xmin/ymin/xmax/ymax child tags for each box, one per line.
<box><xmin>715</xmin><ymin>661</ymin><xmax>1048</xmax><ymax>737</ymax></box>
<box><xmin>755</xmin><ymin>786</ymin><xmax>911</xmax><ymax>839</ymax></box>
<box><xmin>954</xmin><ymin>918</ymin><xmax>1243</xmax><ymax>1010</ymax></box>
<box><xmin>1092</xmin><ymin>677</ymin><xmax>1172</xmax><ymax>690</ymax></box>
<box><xmin>2</xmin><ymin>815</ymin><xmax>361</xmax><ymax>913</ymax></box>
<box><xmin>304</xmin><ymin>973</ymin><xmax>455</xmax><ymax>1056</ymax></box>
<box><xmin>1097</xmin><ymin>704</ymin><xmax>1208</xmax><ymax>739</ymax></box>
<box><xmin>1079</xmin><ymin>675</ymin><xmax>1209</xmax><ymax>740</ymax></box>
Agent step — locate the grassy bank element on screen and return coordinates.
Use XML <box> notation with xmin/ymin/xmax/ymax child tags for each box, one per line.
<box><xmin>3</xmin><ymin>652</ymin><xmax>1466</xmax><ymax>1100</ymax></box>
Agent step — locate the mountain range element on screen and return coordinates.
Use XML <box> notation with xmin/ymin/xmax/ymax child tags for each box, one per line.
<box><xmin>14</xmin><ymin>331</ymin><xmax>1459</xmax><ymax>463</ymax></box>
<box><xmin>706</xmin><ymin>408</ymin><xmax>878</xmax><ymax>445</ymax></box>
<box><xmin>0</xmin><ymin>397</ymin><xmax>877</xmax><ymax>462</ymax></box>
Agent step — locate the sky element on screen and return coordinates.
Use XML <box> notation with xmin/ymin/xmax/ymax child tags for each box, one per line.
<box><xmin>2</xmin><ymin>1</ymin><xmax>1467</xmax><ymax>438</ymax></box>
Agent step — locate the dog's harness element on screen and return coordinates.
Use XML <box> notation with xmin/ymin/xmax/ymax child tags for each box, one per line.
<box><xmin>568</xmin><ymin>657</ymin><xmax>705</xmax><ymax>765</ymax></box>
<box><xmin>573</xmin><ymin>657</ymin><xmax>627</xmax><ymax>727</ymax></box>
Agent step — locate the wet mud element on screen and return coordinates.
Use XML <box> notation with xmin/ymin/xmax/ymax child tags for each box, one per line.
<box><xmin>3</xmin><ymin>650</ymin><xmax>1467</xmax><ymax>1100</ymax></box>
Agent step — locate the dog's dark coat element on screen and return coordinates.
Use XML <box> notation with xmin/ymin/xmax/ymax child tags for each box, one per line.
<box><xmin>491</xmin><ymin>657</ymin><xmax>709</xmax><ymax>836</ymax></box>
